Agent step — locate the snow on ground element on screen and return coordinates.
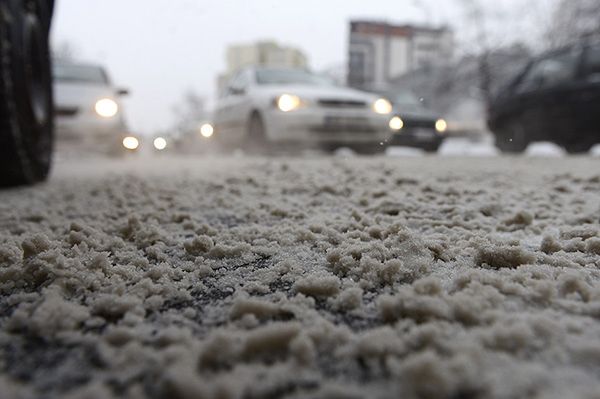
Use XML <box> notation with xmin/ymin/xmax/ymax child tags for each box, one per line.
<box><xmin>438</xmin><ymin>136</ymin><xmax>500</xmax><ymax>157</ymax></box>
<box><xmin>1</xmin><ymin>155</ymin><xmax>600</xmax><ymax>399</ymax></box>
<box><xmin>385</xmin><ymin>146</ymin><xmax>425</xmax><ymax>158</ymax></box>
<box><xmin>525</xmin><ymin>142</ymin><xmax>567</xmax><ymax>158</ymax></box>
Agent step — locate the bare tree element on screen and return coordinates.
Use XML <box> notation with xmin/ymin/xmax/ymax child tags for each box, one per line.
<box><xmin>52</xmin><ymin>41</ymin><xmax>79</xmax><ymax>63</ymax></box>
<box><xmin>453</xmin><ymin>0</ymin><xmax>559</xmax><ymax>106</ymax></box>
<box><xmin>455</xmin><ymin>0</ymin><xmax>496</xmax><ymax>107</ymax></box>
<box><xmin>171</xmin><ymin>90</ymin><xmax>206</xmax><ymax>138</ymax></box>
<box><xmin>547</xmin><ymin>0</ymin><xmax>600</xmax><ymax>47</ymax></box>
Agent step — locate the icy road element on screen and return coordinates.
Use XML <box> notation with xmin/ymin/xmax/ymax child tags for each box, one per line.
<box><xmin>1</xmin><ymin>149</ymin><xmax>600</xmax><ymax>399</ymax></box>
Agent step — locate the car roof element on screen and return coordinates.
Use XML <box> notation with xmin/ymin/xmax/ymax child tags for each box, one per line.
<box><xmin>53</xmin><ymin>61</ymin><xmax>105</xmax><ymax>70</ymax></box>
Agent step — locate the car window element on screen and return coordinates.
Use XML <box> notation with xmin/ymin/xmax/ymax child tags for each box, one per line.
<box><xmin>583</xmin><ymin>44</ymin><xmax>600</xmax><ymax>79</ymax></box>
<box><xmin>392</xmin><ymin>91</ymin><xmax>422</xmax><ymax>107</ymax></box>
<box><xmin>515</xmin><ymin>49</ymin><xmax>578</xmax><ymax>93</ymax></box>
<box><xmin>228</xmin><ymin>71</ymin><xmax>249</xmax><ymax>94</ymax></box>
<box><xmin>256</xmin><ymin>68</ymin><xmax>335</xmax><ymax>86</ymax></box>
<box><xmin>53</xmin><ymin>64</ymin><xmax>109</xmax><ymax>85</ymax></box>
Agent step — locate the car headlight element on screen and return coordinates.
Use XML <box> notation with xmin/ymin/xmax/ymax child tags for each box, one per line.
<box><xmin>200</xmin><ymin>123</ymin><xmax>214</xmax><ymax>138</ymax></box>
<box><xmin>389</xmin><ymin>116</ymin><xmax>404</xmax><ymax>131</ymax></box>
<box><xmin>373</xmin><ymin>98</ymin><xmax>393</xmax><ymax>115</ymax></box>
<box><xmin>435</xmin><ymin>118</ymin><xmax>448</xmax><ymax>133</ymax></box>
<box><xmin>95</xmin><ymin>98</ymin><xmax>119</xmax><ymax>118</ymax></box>
<box><xmin>153</xmin><ymin>137</ymin><xmax>167</xmax><ymax>150</ymax></box>
<box><xmin>122</xmin><ymin>136</ymin><xmax>139</xmax><ymax>150</ymax></box>
<box><xmin>276</xmin><ymin>94</ymin><xmax>302</xmax><ymax>112</ymax></box>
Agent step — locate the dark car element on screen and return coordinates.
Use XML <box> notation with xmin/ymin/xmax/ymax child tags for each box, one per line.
<box><xmin>0</xmin><ymin>0</ymin><xmax>54</xmax><ymax>187</ymax></box>
<box><xmin>378</xmin><ymin>90</ymin><xmax>448</xmax><ymax>152</ymax></box>
<box><xmin>488</xmin><ymin>39</ymin><xmax>600</xmax><ymax>153</ymax></box>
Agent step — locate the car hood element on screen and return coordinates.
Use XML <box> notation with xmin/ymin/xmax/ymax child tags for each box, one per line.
<box><xmin>54</xmin><ymin>82</ymin><xmax>117</xmax><ymax>108</ymax></box>
<box><xmin>256</xmin><ymin>84</ymin><xmax>379</xmax><ymax>102</ymax></box>
<box><xmin>394</xmin><ymin>104</ymin><xmax>438</xmax><ymax>121</ymax></box>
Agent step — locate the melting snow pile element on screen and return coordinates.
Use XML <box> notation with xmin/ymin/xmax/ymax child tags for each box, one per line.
<box><xmin>1</xmin><ymin>156</ymin><xmax>600</xmax><ymax>399</ymax></box>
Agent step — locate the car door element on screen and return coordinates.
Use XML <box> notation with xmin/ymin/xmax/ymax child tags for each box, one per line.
<box><xmin>227</xmin><ymin>70</ymin><xmax>255</xmax><ymax>138</ymax></box>
<box><xmin>505</xmin><ymin>60</ymin><xmax>548</xmax><ymax>140</ymax></box>
<box><xmin>510</xmin><ymin>48</ymin><xmax>580</xmax><ymax>142</ymax></box>
<box><xmin>534</xmin><ymin>47</ymin><xmax>583</xmax><ymax>144</ymax></box>
<box><xmin>216</xmin><ymin>71</ymin><xmax>253</xmax><ymax>141</ymax></box>
<box><xmin>570</xmin><ymin>43</ymin><xmax>600</xmax><ymax>143</ymax></box>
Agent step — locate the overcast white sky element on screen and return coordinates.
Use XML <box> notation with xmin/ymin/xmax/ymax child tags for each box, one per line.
<box><xmin>50</xmin><ymin>0</ymin><xmax>539</xmax><ymax>135</ymax></box>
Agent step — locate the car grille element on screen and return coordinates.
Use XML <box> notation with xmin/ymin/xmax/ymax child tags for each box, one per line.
<box><xmin>55</xmin><ymin>107</ymin><xmax>79</xmax><ymax>117</ymax></box>
<box><xmin>312</xmin><ymin>116</ymin><xmax>375</xmax><ymax>133</ymax></box>
<box><xmin>403</xmin><ymin>118</ymin><xmax>435</xmax><ymax>129</ymax></box>
<box><xmin>318</xmin><ymin>99</ymin><xmax>367</xmax><ymax>109</ymax></box>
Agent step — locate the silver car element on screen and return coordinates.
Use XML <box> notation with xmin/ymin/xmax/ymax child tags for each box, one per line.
<box><xmin>213</xmin><ymin>67</ymin><xmax>394</xmax><ymax>152</ymax></box>
<box><xmin>53</xmin><ymin>62</ymin><xmax>138</xmax><ymax>152</ymax></box>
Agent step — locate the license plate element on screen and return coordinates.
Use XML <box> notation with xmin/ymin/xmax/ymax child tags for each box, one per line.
<box><xmin>324</xmin><ymin>116</ymin><xmax>368</xmax><ymax>128</ymax></box>
<box><xmin>412</xmin><ymin>128</ymin><xmax>436</xmax><ymax>140</ymax></box>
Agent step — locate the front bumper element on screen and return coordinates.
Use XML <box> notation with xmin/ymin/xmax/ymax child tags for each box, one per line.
<box><xmin>262</xmin><ymin>107</ymin><xmax>392</xmax><ymax>144</ymax></box>
<box><xmin>389</xmin><ymin>127</ymin><xmax>444</xmax><ymax>150</ymax></box>
<box><xmin>54</xmin><ymin>114</ymin><xmax>135</xmax><ymax>154</ymax></box>
<box><xmin>55</xmin><ymin>113</ymin><xmax>128</xmax><ymax>143</ymax></box>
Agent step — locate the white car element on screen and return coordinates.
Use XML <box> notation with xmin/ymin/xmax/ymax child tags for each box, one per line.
<box><xmin>53</xmin><ymin>62</ymin><xmax>138</xmax><ymax>152</ymax></box>
<box><xmin>213</xmin><ymin>67</ymin><xmax>394</xmax><ymax>152</ymax></box>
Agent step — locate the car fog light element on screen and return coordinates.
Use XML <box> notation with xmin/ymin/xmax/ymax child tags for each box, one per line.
<box><xmin>200</xmin><ymin>123</ymin><xmax>214</xmax><ymax>138</ymax></box>
<box><xmin>435</xmin><ymin>119</ymin><xmax>448</xmax><ymax>133</ymax></box>
<box><xmin>122</xmin><ymin>136</ymin><xmax>139</xmax><ymax>150</ymax></box>
<box><xmin>389</xmin><ymin>116</ymin><xmax>404</xmax><ymax>131</ymax></box>
<box><xmin>153</xmin><ymin>137</ymin><xmax>167</xmax><ymax>150</ymax></box>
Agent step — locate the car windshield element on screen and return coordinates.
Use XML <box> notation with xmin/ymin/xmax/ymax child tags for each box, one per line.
<box><xmin>53</xmin><ymin>64</ymin><xmax>108</xmax><ymax>85</ymax></box>
<box><xmin>388</xmin><ymin>91</ymin><xmax>423</xmax><ymax>106</ymax></box>
<box><xmin>256</xmin><ymin>69</ymin><xmax>335</xmax><ymax>86</ymax></box>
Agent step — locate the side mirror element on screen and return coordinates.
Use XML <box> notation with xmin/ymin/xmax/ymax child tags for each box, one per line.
<box><xmin>117</xmin><ymin>88</ymin><xmax>130</xmax><ymax>96</ymax></box>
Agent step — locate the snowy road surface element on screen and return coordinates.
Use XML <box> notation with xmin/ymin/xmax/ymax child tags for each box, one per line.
<box><xmin>1</xmin><ymin>153</ymin><xmax>600</xmax><ymax>399</ymax></box>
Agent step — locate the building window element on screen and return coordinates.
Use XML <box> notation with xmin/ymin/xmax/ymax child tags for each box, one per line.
<box><xmin>349</xmin><ymin>50</ymin><xmax>367</xmax><ymax>85</ymax></box>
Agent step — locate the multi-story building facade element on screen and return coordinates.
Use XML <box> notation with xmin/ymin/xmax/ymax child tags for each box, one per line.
<box><xmin>348</xmin><ymin>20</ymin><xmax>454</xmax><ymax>89</ymax></box>
<box><xmin>218</xmin><ymin>41</ymin><xmax>308</xmax><ymax>92</ymax></box>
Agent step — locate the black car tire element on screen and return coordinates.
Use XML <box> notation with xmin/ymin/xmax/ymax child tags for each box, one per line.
<box><xmin>0</xmin><ymin>0</ymin><xmax>53</xmax><ymax>187</ymax></box>
<box><xmin>495</xmin><ymin>122</ymin><xmax>528</xmax><ymax>153</ymax></box>
<box><xmin>563</xmin><ymin>141</ymin><xmax>594</xmax><ymax>154</ymax></box>
<box><xmin>423</xmin><ymin>140</ymin><xmax>443</xmax><ymax>153</ymax></box>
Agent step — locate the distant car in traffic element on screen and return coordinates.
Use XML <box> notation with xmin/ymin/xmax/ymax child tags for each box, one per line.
<box><xmin>213</xmin><ymin>67</ymin><xmax>393</xmax><ymax>153</ymax></box>
<box><xmin>374</xmin><ymin>90</ymin><xmax>448</xmax><ymax>152</ymax></box>
<box><xmin>488</xmin><ymin>39</ymin><xmax>600</xmax><ymax>153</ymax></box>
<box><xmin>53</xmin><ymin>62</ymin><xmax>137</xmax><ymax>154</ymax></box>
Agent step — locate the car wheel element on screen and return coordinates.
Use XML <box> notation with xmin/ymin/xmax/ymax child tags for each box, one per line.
<box><xmin>423</xmin><ymin>139</ymin><xmax>443</xmax><ymax>153</ymax></box>
<box><xmin>495</xmin><ymin>122</ymin><xmax>528</xmax><ymax>153</ymax></box>
<box><xmin>0</xmin><ymin>0</ymin><xmax>54</xmax><ymax>187</ymax></box>
<box><xmin>244</xmin><ymin>112</ymin><xmax>268</xmax><ymax>154</ymax></box>
<box><xmin>563</xmin><ymin>141</ymin><xmax>593</xmax><ymax>154</ymax></box>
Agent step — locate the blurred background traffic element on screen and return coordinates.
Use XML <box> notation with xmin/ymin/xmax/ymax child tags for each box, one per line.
<box><xmin>49</xmin><ymin>0</ymin><xmax>600</xmax><ymax>157</ymax></box>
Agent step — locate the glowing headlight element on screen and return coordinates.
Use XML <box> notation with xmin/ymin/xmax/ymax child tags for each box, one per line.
<box><xmin>122</xmin><ymin>136</ymin><xmax>139</xmax><ymax>150</ymax></box>
<box><xmin>373</xmin><ymin>98</ymin><xmax>393</xmax><ymax>115</ymax></box>
<box><xmin>95</xmin><ymin>98</ymin><xmax>119</xmax><ymax>118</ymax></box>
<box><xmin>389</xmin><ymin>116</ymin><xmax>404</xmax><ymax>131</ymax></box>
<box><xmin>435</xmin><ymin>119</ymin><xmax>448</xmax><ymax>133</ymax></box>
<box><xmin>153</xmin><ymin>137</ymin><xmax>167</xmax><ymax>150</ymax></box>
<box><xmin>277</xmin><ymin>94</ymin><xmax>302</xmax><ymax>112</ymax></box>
<box><xmin>200</xmin><ymin>123</ymin><xmax>214</xmax><ymax>138</ymax></box>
